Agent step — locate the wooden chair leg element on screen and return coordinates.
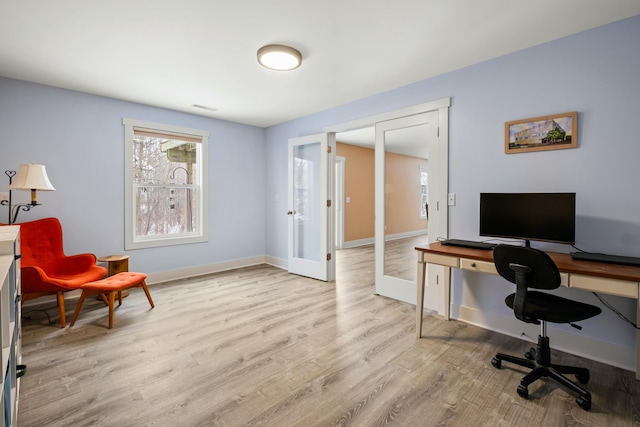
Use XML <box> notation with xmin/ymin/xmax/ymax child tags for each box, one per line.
<box><xmin>140</xmin><ymin>280</ymin><xmax>155</xmax><ymax>308</ymax></box>
<box><xmin>99</xmin><ymin>293</ymin><xmax>109</xmax><ymax>305</ymax></box>
<box><xmin>69</xmin><ymin>291</ymin><xmax>88</xmax><ymax>327</ymax></box>
<box><xmin>70</xmin><ymin>275</ymin><xmax>152</xmax><ymax>329</ymax></box>
<box><xmin>108</xmin><ymin>291</ymin><xmax>116</xmax><ymax>329</ymax></box>
<box><xmin>57</xmin><ymin>291</ymin><xmax>66</xmax><ymax>328</ymax></box>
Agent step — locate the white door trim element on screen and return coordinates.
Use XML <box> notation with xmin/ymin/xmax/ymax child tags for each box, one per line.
<box><xmin>324</xmin><ymin>98</ymin><xmax>451</xmax><ymax>134</ymax></box>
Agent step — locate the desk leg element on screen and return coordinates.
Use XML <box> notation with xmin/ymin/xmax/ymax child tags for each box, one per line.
<box><xmin>417</xmin><ymin>257</ymin><xmax>454</xmax><ymax>337</ymax></box>
<box><xmin>416</xmin><ymin>253</ymin><xmax>426</xmax><ymax>338</ymax></box>
<box><xmin>443</xmin><ymin>266</ymin><xmax>451</xmax><ymax>321</ymax></box>
<box><xmin>637</xmin><ymin>295</ymin><xmax>640</xmax><ymax>380</ymax></box>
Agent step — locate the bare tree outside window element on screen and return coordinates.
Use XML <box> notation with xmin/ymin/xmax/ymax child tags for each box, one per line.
<box><xmin>133</xmin><ymin>136</ymin><xmax>198</xmax><ymax>237</ymax></box>
<box><xmin>419</xmin><ymin>167</ymin><xmax>428</xmax><ymax>219</ymax></box>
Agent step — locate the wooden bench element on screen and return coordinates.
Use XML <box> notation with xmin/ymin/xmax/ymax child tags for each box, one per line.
<box><xmin>69</xmin><ymin>272</ymin><xmax>154</xmax><ymax>329</ymax></box>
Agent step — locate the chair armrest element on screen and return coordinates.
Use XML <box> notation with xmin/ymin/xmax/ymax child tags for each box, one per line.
<box><xmin>57</xmin><ymin>253</ymin><xmax>99</xmax><ymax>274</ymax></box>
<box><xmin>21</xmin><ymin>265</ymin><xmax>78</xmax><ymax>292</ymax></box>
<box><xmin>22</xmin><ymin>259</ymin><xmax>107</xmax><ymax>290</ymax></box>
<box><xmin>21</xmin><ymin>265</ymin><xmax>50</xmax><ymax>283</ymax></box>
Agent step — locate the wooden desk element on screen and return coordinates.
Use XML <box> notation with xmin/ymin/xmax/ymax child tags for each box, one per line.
<box><xmin>416</xmin><ymin>242</ymin><xmax>640</xmax><ymax>379</ymax></box>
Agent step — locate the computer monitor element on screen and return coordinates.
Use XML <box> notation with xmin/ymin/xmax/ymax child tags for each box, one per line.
<box><xmin>479</xmin><ymin>192</ymin><xmax>576</xmax><ymax>246</ymax></box>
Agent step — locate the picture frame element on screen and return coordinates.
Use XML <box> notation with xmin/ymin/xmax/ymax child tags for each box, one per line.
<box><xmin>505</xmin><ymin>112</ymin><xmax>577</xmax><ymax>154</ymax></box>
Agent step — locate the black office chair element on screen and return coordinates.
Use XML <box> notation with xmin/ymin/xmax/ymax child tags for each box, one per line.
<box><xmin>490</xmin><ymin>244</ymin><xmax>602</xmax><ymax>411</ymax></box>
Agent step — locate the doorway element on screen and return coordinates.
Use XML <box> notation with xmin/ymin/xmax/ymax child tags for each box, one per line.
<box><xmin>334</xmin><ymin>156</ymin><xmax>346</xmax><ymax>250</ymax></box>
<box><xmin>335</xmin><ymin>123</ymin><xmax>428</xmax><ymax>276</ymax></box>
<box><xmin>327</xmin><ymin>98</ymin><xmax>450</xmax><ymax>312</ymax></box>
<box><xmin>286</xmin><ymin>99</ymin><xmax>450</xmax><ymax>312</ymax></box>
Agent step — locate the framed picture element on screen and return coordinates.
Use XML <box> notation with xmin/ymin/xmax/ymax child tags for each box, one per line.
<box><xmin>505</xmin><ymin>112</ymin><xmax>577</xmax><ymax>154</ymax></box>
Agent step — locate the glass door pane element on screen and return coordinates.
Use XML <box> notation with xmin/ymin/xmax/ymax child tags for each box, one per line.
<box><xmin>383</xmin><ymin>124</ymin><xmax>429</xmax><ymax>282</ymax></box>
<box><xmin>293</xmin><ymin>143</ymin><xmax>321</xmax><ymax>262</ymax></box>
<box><xmin>375</xmin><ymin>112</ymin><xmax>437</xmax><ymax>304</ymax></box>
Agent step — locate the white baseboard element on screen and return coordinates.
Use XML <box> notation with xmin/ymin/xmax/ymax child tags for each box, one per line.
<box><xmin>146</xmin><ymin>255</ymin><xmax>267</xmax><ymax>284</ymax></box>
<box><xmin>22</xmin><ymin>255</ymin><xmax>270</xmax><ymax>307</ymax></box>
<box><xmin>264</xmin><ymin>255</ymin><xmax>287</xmax><ymax>270</ymax></box>
<box><xmin>343</xmin><ymin>230</ymin><xmax>427</xmax><ymax>249</ymax></box>
<box><xmin>451</xmin><ymin>304</ymin><xmax>635</xmax><ymax>373</ymax></box>
<box><xmin>385</xmin><ymin>230</ymin><xmax>427</xmax><ymax>241</ymax></box>
<box><xmin>343</xmin><ymin>237</ymin><xmax>374</xmax><ymax>248</ymax></box>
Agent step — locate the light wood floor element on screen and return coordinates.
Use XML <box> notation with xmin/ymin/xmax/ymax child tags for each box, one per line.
<box><xmin>18</xmin><ymin>244</ymin><xmax>640</xmax><ymax>426</ymax></box>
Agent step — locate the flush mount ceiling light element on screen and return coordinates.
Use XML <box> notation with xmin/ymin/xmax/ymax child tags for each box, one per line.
<box><xmin>257</xmin><ymin>44</ymin><xmax>302</xmax><ymax>71</ymax></box>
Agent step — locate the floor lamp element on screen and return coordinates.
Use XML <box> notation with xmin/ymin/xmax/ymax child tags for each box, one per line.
<box><xmin>1</xmin><ymin>164</ymin><xmax>55</xmax><ymax>224</ymax></box>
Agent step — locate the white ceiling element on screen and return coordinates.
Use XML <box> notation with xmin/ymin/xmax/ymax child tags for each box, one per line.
<box><xmin>1</xmin><ymin>1</ymin><xmax>638</xmax><ymax>128</ymax></box>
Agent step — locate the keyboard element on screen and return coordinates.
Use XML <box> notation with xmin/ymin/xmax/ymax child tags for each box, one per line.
<box><xmin>440</xmin><ymin>239</ymin><xmax>496</xmax><ymax>250</ymax></box>
<box><xmin>571</xmin><ymin>251</ymin><xmax>640</xmax><ymax>267</ymax></box>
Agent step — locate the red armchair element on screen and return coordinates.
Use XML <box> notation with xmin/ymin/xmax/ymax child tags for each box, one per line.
<box><xmin>18</xmin><ymin>217</ymin><xmax>107</xmax><ymax>327</ymax></box>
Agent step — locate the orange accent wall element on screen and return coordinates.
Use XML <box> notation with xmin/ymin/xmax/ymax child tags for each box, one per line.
<box><xmin>384</xmin><ymin>151</ymin><xmax>428</xmax><ymax>235</ymax></box>
<box><xmin>336</xmin><ymin>143</ymin><xmax>375</xmax><ymax>242</ymax></box>
<box><xmin>336</xmin><ymin>142</ymin><xmax>428</xmax><ymax>243</ymax></box>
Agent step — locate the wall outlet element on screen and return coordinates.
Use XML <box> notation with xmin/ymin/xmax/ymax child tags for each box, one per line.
<box><xmin>0</xmin><ymin>192</ymin><xmax>8</xmax><ymax>203</ymax></box>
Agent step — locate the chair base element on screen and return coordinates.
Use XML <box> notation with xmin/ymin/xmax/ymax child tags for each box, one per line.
<box><xmin>491</xmin><ymin>334</ymin><xmax>592</xmax><ymax>411</ymax></box>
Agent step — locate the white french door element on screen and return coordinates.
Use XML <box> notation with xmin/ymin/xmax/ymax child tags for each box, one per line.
<box><xmin>287</xmin><ymin>133</ymin><xmax>336</xmax><ymax>281</ymax></box>
<box><xmin>375</xmin><ymin>111</ymin><xmax>445</xmax><ymax>311</ymax></box>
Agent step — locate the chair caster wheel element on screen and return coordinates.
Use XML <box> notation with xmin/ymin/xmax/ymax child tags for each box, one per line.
<box><xmin>576</xmin><ymin>396</ymin><xmax>591</xmax><ymax>411</ymax></box>
<box><xmin>517</xmin><ymin>385</ymin><xmax>528</xmax><ymax>399</ymax></box>
<box><xmin>575</xmin><ymin>372</ymin><xmax>590</xmax><ymax>384</ymax></box>
<box><xmin>491</xmin><ymin>358</ymin><xmax>501</xmax><ymax>369</ymax></box>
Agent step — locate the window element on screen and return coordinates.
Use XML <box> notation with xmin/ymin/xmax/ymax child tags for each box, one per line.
<box><xmin>419</xmin><ymin>166</ymin><xmax>428</xmax><ymax>219</ymax></box>
<box><xmin>123</xmin><ymin>118</ymin><xmax>208</xmax><ymax>249</ymax></box>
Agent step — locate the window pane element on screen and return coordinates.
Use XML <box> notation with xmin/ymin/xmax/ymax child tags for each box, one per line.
<box><xmin>420</xmin><ymin>169</ymin><xmax>428</xmax><ymax>219</ymax></box>
<box><xmin>136</xmin><ymin>186</ymin><xmax>197</xmax><ymax>236</ymax></box>
<box><xmin>133</xmin><ymin>136</ymin><xmax>199</xmax><ymax>186</ymax></box>
<box><xmin>132</xmin><ymin>129</ymin><xmax>201</xmax><ymax>240</ymax></box>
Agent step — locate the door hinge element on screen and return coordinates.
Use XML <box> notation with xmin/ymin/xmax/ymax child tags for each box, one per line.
<box><xmin>327</xmin><ymin>200</ymin><xmax>332</xmax><ymax>207</ymax></box>
<box><xmin>327</xmin><ymin>145</ymin><xmax>332</xmax><ymax>153</ymax></box>
<box><xmin>437</xmin><ymin>201</ymin><xmax>439</xmax><ymax>210</ymax></box>
<box><xmin>327</xmin><ymin>253</ymin><xmax>332</xmax><ymax>261</ymax></box>
<box><xmin>437</xmin><ymin>127</ymin><xmax>440</xmax><ymax>137</ymax></box>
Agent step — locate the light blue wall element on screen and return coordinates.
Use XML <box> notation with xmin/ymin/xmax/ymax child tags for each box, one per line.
<box><xmin>0</xmin><ymin>78</ymin><xmax>266</xmax><ymax>276</ymax></box>
<box><xmin>264</xmin><ymin>15</ymin><xmax>640</xmax><ymax>363</ymax></box>
<box><xmin>265</xmin><ymin>15</ymin><xmax>640</xmax><ymax>262</ymax></box>
<box><xmin>1</xmin><ymin>14</ymin><xmax>638</xmax><ymax>365</ymax></box>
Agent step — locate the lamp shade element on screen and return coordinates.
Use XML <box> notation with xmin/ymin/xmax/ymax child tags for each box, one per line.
<box><xmin>9</xmin><ymin>164</ymin><xmax>55</xmax><ymax>191</ymax></box>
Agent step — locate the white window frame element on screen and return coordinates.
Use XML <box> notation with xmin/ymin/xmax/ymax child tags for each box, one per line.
<box><xmin>123</xmin><ymin>118</ymin><xmax>209</xmax><ymax>250</ymax></box>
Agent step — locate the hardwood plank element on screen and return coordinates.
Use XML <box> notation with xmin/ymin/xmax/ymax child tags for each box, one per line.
<box><xmin>17</xmin><ymin>243</ymin><xmax>640</xmax><ymax>426</ymax></box>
